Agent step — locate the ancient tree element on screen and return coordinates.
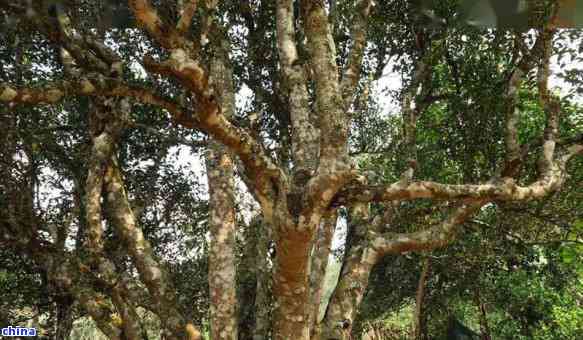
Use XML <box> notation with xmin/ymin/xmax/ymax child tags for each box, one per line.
<box><xmin>1</xmin><ymin>1</ymin><xmax>582</xmax><ymax>339</ymax></box>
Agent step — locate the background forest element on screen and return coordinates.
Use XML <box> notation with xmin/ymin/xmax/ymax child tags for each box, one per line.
<box><xmin>0</xmin><ymin>0</ymin><xmax>582</xmax><ymax>339</ymax></box>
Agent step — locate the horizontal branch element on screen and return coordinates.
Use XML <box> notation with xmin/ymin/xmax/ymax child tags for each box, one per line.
<box><xmin>335</xmin><ymin>145</ymin><xmax>582</xmax><ymax>205</ymax></box>
<box><xmin>369</xmin><ymin>201</ymin><xmax>485</xmax><ymax>255</ymax></box>
<box><xmin>0</xmin><ymin>78</ymin><xmax>181</xmax><ymax>112</ymax></box>
<box><xmin>1</xmin><ymin>61</ymin><xmax>281</xmax><ymax>209</ymax></box>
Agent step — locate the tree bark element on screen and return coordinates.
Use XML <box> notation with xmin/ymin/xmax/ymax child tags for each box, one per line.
<box><xmin>319</xmin><ymin>205</ymin><xmax>379</xmax><ymax>340</ymax></box>
<box><xmin>309</xmin><ymin>214</ymin><xmax>337</xmax><ymax>328</ymax></box>
<box><xmin>309</xmin><ymin>213</ymin><xmax>337</xmax><ymax>337</ymax></box>
<box><xmin>205</xmin><ymin>34</ymin><xmax>239</xmax><ymax>340</ymax></box>
<box><xmin>271</xmin><ymin>221</ymin><xmax>314</xmax><ymax>340</ymax></box>
<box><xmin>103</xmin><ymin>160</ymin><xmax>201</xmax><ymax>340</ymax></box>
<box><xmin>253</xmin><ymin>217</ymin><xmax>273</xmax><ymax>340</ymax></box>
<box><xmin>412</xmin><ymin>257</ymin><xmax>431</xmax><ymax>340</ymax></box>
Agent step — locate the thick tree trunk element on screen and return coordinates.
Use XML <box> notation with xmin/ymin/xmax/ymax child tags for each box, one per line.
<box><xmin>272</xmin><ymin>224</ymin><xmax>314</xmax><ymax>340</ymax></box>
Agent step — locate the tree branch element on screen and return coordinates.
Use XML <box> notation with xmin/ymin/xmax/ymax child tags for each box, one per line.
<box><xmin>537</xmin><ymin>26</ymin><xmax>559</xmax><ymax>176</ymax></box>
<box><xmin>128</xmin><ymin>0</ymin><xmax>186</xmax><ymax>50</ymax></box>
<box><xmin>176</xmin><ymin>0</ymin><xmax>199</xmax><ymax>34</ymax></box>
<box><xmin>103</xmin><ymin>157</ymin><xmax>202</xmax><ymax>340</ymax></box>
<box><xmin>300</xmin><ymin>0</ymin><xmax>359</xmax><ymax>215</ymax></box>
<box><xmin>335</xmin><ymin>145</ymin><xmax>581</xmax><ymax>205</ymax></box>
<box><xmin>370</xmin><ymin>201</ymin><xmax>486</xmax><ymax>255</ymax></box>
<box><xmin>340</xmin><ymin>0</ymin><xmax>373</xmax><ymax>110</ymax></box>
<box><xmin>502</xmin><ymin>29</ymin><xmax>554</xmax><ymax>177</ymax></box>
<box><xmin>301</xmin><ymin>0</ymin><xmax>346</xmax><ymax>162</ymax></box>
<box><xmin>276</xmin><ymin>0</ymin><xmax>318</xmax><ymax>172</ymax></box>
<box><xmin>0</xmin><ymin>78</ymin><xmax>180</xmax><ymax>113</ymax></box>
<box><xmin>1</xmin><ymin>72</ymin><xmax>281</xmax><ymax>207</ymax></box>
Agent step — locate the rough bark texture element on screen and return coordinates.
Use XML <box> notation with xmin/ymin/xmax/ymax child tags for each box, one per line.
<box><xmin>1</xmin><ymin>2</ymin><xmax>582</xmax><ymax>340</ymax></box>
<box><xmin>309</xmin><ymin>213</ymin><xmax>336</xmax><ymax>336</ymax></box>
<box><xmin>272</xmin><ymin>224</ymin><xmax>313</xmax><ymax>340</ymax></box>
<box><xmin>253</xmin><ymin>217</ymin><xmax>274</xmax><ymax>340</ymax></box>
<box><xmin>320</xmin><ymin>204</ymin><xmax>379</xmax><ymax>340</ymax></box>
<box><xmin>205</xmin><ymin>37</ymin><xmax>239</xmax><ymax>340</ymax></box>
<box><xmin>104</xmin><ymin>160</ymin><xmax>200</xmax><ymax>340</ymax></box>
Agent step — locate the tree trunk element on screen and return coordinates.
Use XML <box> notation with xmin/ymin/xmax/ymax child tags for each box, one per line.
<box><xmin>206</xmin><ymin>36</ymin><xmax>239</xmax><ymax>340</ymax></box>
<box><xmin>271</xmin><ymin>223</ymin><xmax>314</xmax><ymax>340</ymax></box>
<box><xmin>412</xmin><ymin>257</ymin><xmax>431</xmax><ymax>340</ymax></box>
<box><xmin>309</xmin><ymin>213</ymin><xmax>336</xmax><ymax>338</ymax></box>
<box><xmin>55</xmin><ymin>296</ymin><xmax>74</xmax><ymax>340</ymax></box>
<box><xmin>475</xmin><ymin>290</ymin><xmax>492</xmax><ymax>340</ymax></box>
<box><xmin>205</xmin><ymin>141</ymin><xmax>238</xmax><ymax>340</ymax></box>
<box><xmin>319</xmin><ymin>205</ymin><xmax>380</xmax><ymax>340</ymax></box>
<box><xmin>253</xmin><ymin>217</ymin><xmax>273</xmax><ymax>340</ymax></box>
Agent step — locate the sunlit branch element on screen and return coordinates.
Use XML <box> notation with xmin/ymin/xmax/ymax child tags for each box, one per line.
<box><xmin>0</xmin><ymin>79</ymin><xmax>184</xmax><ymax>116</ymax></box>
<box><xmin>143</xmin><ymin>51</ymin><xmax>282</xmax><ymax>208</ymax></box>
<box><xmin>128</xmin><ymin>0</ymin><xmax>186</xmax><ymax>50</ymax></box>
<box><xmin>537</xmin><ymin>27</ymin><xmax>559</xmax><ymax>176</ymax></box>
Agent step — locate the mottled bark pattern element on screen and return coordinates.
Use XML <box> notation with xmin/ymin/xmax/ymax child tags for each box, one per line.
<box><xmin>320</xmin><ymin>205</ymin><xmax>378</xmax><ymax>340</ymax></box>
<box><xmin>272</xmin><ymin>226</ymin><xmax>313</xmax><ymax>340</ymax></box>
<box><xmin>309</xmin><ymin>213</ymin><xmax>336</xmax><ymax>337</ymax></box>
<box><xmin>104</xmin><ymin>162</ymin><xmax>200</xmax><ymax>340</ymax></box>
<box><xmin>205</xmin><ymin>36</ymin><xmax>239</xmax><ymax>340</ymax></box>
<box><xmin>1</xmin><ymin>2</ymin><xmax>582</xmax><ymax>340</ymax></box>
<box><xmin>253</xmin><ymin>217</ymin><xmax>274</xmax><ymax>340</ymax></box>
<box><xmin>205</xmin><ymin>142</ymin><xmax>238</xmax><ymax>340</ymax></box>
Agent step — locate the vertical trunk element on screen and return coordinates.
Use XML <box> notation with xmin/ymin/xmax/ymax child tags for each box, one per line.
<box><xmin>475</xmin><ymin>290</ymin><xmax>491</xmax><ymax>340</ymax></box>
<box><xmin>205</xmin><ymin>142</ymin><xmax>238</xmax><ymax>340</ymax></box>
<box><xmin>309</xmin><ymin>213</ymin><xmax>336</xmax><ymax>337</ymax></box>
<box><xmin>272</xmin><ymin>225</ymin><xmax>314</xmax><ymax>340</ymax></box>
<box><xmin>412</xmin><ymin>257</ymin><xmax>431</xmax><ymax>340</ymax></box>
<box><xmin>55</xmin><ymin>296</ymin><xmax>74</xmax><ymax>340</ymax></box>
<box><xmin>320</xmin><ymin>205</ymin><xmax>380</xmax><ymax>340</ymax></box>
<box><xmin>206</xmin><ymin>36</ymin><xmax>239</xmax><ymax>340</ymax></box>
<box><xmin>253</xmin><ymin>217</ymin><xmax>273</xmax><ymax>340</ymax></box>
